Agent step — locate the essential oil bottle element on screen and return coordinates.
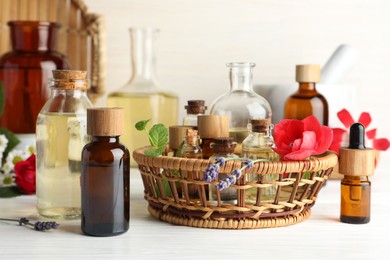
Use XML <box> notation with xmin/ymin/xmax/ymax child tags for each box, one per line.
<box><xmin>81</xmin><ymin>107</ymin><xmax>130</xmax><ymax>236</ymax></box>
<box><xmin>339</xmin><ymin>123</ymin><xmax>375</xmax><ymax>224</ymax></box>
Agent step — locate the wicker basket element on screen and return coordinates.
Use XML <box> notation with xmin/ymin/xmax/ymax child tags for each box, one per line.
<box><xmin>133</xmin><ymin>147</ymin><xmax>338</xmax><ymax>229</ymax></box>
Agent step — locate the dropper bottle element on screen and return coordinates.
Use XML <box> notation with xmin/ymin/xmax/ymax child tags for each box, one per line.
<box><xmin>339</xmin><ymin>123</ymin><xmax>375</xmax><ymax>224</ymax></box>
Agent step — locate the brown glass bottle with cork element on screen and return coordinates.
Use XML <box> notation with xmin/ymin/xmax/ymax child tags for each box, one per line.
<box><xmin>197</xmin><ymin>115</ymin><xmax>229</xmax><ymax>159</ymax></box>
<box><xmin>284</xmin><ymin>64</ymin><xmax>329</xmax><ymax>125</ymax></box>
<box><xmin>339</xmin><ymin>123</ymin><xmax>374</xmax><ymax>224</ymax></box>
<box><xmin>81</xmin><ymin>108</ymin><xmax>130</xmax><ymax>236</ymax></box>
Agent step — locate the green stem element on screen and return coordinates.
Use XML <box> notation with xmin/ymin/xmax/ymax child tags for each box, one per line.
<box><xmin>0</xmin><ymin>217</ymin><xmax>33</xmax><ymax>227</ymax></box>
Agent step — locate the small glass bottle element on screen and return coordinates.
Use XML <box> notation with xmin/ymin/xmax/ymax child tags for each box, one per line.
<box><xmin>210</xmin><ymin>138</ymin><xmax>239</xmax><ymax>204</ymax></box>
<box><xmin>181</xmin><ymin>129</ymin><xmax>203</xmax><ymax>199</ymax></box>
<box><xmin>183</xmin><ymin>100</ymin><xmax>207</xmax><ymax>126</ymax></box>
<box><xmin>0</xmin><ymin>21</ymin><xmax>70</xmax><ymax>135</ymax></box>
<box><xmin>169</xmin><ymin>125</ymin><xmax>195</xmax><ymax>156</ymax></box>
<box><xmin>197</xmin><ymin>115</ymin><xmax>229</xmax><ymax>159</ymax></box>
<box><xmin>210</xmin><ymin>62</ymin><xmax>272</xmax><ymax>155</ymax></box>
<box><xmin>107</xmin><ymin>28</ymin><xmax>178</xmax><ymax>166</ymax></box>
<box><xmin>242</xmin><ymin>119</ymin><xmax>279</xmax><ymax>203</ymax></box>
<box><xmin>36</xmin><ymin>70</ymin><xmax>92</xmax><ymax>219</ymax></box>
<box><xmin>284</xmin><ymin>64</ymin><xmax>329</xmax><ymax>125</ymax></box>
<box><xmin>81</xmin><ymin>108</ymin><xmax>130</xmax><ymax>236</ymax></box>
<box><xmin>339</xmin><ymin>123</ymin><xmax>375</xmax><ymax>224</ymax></box>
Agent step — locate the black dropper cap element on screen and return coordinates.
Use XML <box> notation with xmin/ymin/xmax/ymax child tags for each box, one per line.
<box><xmin>348</xmin><ymin>123</ymin><xmax>366</xmax><ymax>150</ymax></box>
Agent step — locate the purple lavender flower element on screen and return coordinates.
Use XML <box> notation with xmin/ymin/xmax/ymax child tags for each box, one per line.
<box><xmin>215</xmin><ymin>157</ymin><xmax>226</xmax><ymax>167</ymax></box>
<box><xmin>243</xmin><ymin>159</ymin><xmax>253</xmax><ymax>169</ymax></box>
<box><xmin>232</xmin><ymin>169</ymin><xmax>242</xmax><ymax>179</ymax></box>
<box><xmin>204</xmin><ymin>163</ymin><xmax>220</xmax><ymax>182</ymax></box>
<box><xmin>217</xmin><ymin>169</ymin><xmax>242</xmax><ymax>191</ymax></box>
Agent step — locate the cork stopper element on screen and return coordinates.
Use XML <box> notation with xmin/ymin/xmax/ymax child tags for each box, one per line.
<box><xmin>210</xmin><ymin>137</ymin><xmax>236</xmax><ymax>155</ymax></box>
<box><xmin>50</xmin><ymin>70</ymin><xmax>88</xmax><ymax>90</ymax></box>
<box><xmin>251</xmin><ymin>118</ymin><xmax>271</xmax><ymax>133</ymax></box>
<box><xmin>87</xmin><ymin>107</ymin><xmax>124</xmax><ymax>136</ymax></box>
<box><xmin>169</xmin><ymin>125</ymin><xmax>196</xmax><ymax>150</ymax></box>
<box><xmin>296</xmin><ymin>64</ymin><xmax>320</xmax><ymax>83</ymax></box>
<box><xmin>185</xmin><ymin>100</ymin><xmax>207</xmax><ymax>115</ymax></box>
<box><xmin>197</xmin><ymin>115</ymin><xmax>229</xmax><ymax>138</ymax></box>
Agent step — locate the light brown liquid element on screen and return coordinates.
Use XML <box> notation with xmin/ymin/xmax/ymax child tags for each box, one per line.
<box><xmin>284</xmin><ymin>83</ymin><xmax>328</xmax><ymax>125</ymax></box>
<box><xmin>107</xmin><ymin>92</ymin><xmax>178</xmax><ymax>166</ymax></box>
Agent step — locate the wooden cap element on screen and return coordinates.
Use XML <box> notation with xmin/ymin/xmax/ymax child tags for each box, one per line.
<box><xmin>87</xmin><ymin>107</ymin><xmax>124</xmax><ymax>136</ymax></box>
<box><xmin>197</xmin><ymin>115</ymin><xmax>229</xmax><ymax>138</ymax></box>
<box><xmin>169</xmin><ymin>125</ymin><xmax>196</xmax><ymax>150</ymax></box>
<box><xmin>338</xmin><ymin>148</ymin><xmax>375</xmax><ymax>176</ymax></box>
<box><xmin>51</xmin><ymin>70</ymin><xmax>88</xmax><ymax>90</ymax></box>
<box><xmin>296</xmin><ymin>64</ymin><xmax>320</xmax><ymax>83</ymax></box>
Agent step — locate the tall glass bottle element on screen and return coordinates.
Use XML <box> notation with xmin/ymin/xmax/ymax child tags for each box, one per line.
<box><xmin>242</xmin><ymin>119</ymin><xmax>279</xmax><ymax>203</ymax></box>
<box><xmin>210</xmin><ymin>63</ymin><xmax>272</xmax><ymax>155</ymax></box>
<box><xmin>82</xmin><ymin>108</ymin><xmax>130</xmax><ymax>236</ymax></box>
<box><xmin>284</xmin><ymin>64</ymin><xmax>329</xmax><ymax>125</ymax></box>
<box><xmin>36</xmin><ymin>70</ymin><xmax>92</xmax><ymax>219</ymax></box>
<box><xmin>0</xmin><ymin>21</ymin><xmax>70</xmax><ymax>134</ymax></box>
<box><xmin>107</xmin><ymin>28</ymin><xmax>178</xmax><ymax>166</ymax></box>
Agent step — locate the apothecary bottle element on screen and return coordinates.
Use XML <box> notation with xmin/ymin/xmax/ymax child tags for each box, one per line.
<box><xmin>284</xmin><ymin>64</ymin><xmax>329</xmax><ymax>125</ymax></box>
<box><xmin>210</xmin><ymin>137</ymin><xmax>239</xmax><ymax>204</ymax></box>
<box><xmin>210</xmin><ymin>63</ymin><xmax>272</xmax><ymax>155</ymax></box>
<box><xmin>183</xmin><ymin>100</ymin><xmax>207</xmax><ymax>126</ymax></box>
<box><xmin>36</xmin><ymin>70</ymin><xmax>92</xmax><ymax>219</ymax></box>
<box><xmin>242</xmin><ymin>119</ymin><xmax>279</xmax><ymax>203</ymax></box>
<box><xmin>0</xmin><ymin>21</ymin><xmax>70</xmax><ymax>135</ymax></box>
<box><xmin>107</xmin><ymin>28</ymin><xmax>178</xmax><ymax>166</ymax></box>
<box><xmin>82</xmin><ymin>108</ymin><xmax>130</xmax><ymax>236</ymax></box>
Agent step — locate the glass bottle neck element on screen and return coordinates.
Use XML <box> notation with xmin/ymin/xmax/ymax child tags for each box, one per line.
<box><xmin>128</xmin><ymin>28</ymin><xmax>159</xmax><ymax>86</ymax></box>
<box><xmin>91</xmin><ymin>136</ymin><xmax>120</xmax><ymax>143</ymax></box>
<box><xmin>298</xmin><ymin>82</ymin><xmax>317</xmax><ymax>91</ymax></box>
<box><xmin>51</xmin><ymin>88</ymin><xmax>85</xmax><ymax>98</ymax></box>
<box><xmin>228</xmin><ymin>63</ymin><xmax>255</xmax><ymax>92</ymax></box>
<box><xmin>9</xmin><ymin>21</ymin><xmax>59</xmax><ymax>52</ymax></box>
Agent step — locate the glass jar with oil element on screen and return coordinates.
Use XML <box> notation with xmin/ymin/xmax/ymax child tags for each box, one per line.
<box><xmin>107</xmin><ymin>28</ymin><xmax>178</xmax><ymax>166</ymax></box>
<box><xmin>36</xmin><ymin>70</ymin><xmax>92</xmax><ymax>219</ymax></box>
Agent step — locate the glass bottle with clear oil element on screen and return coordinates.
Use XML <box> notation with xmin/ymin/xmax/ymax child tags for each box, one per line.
<box><xmin>339</xmin><ymin>123</ymin><xmax>375</xmax><ymax>224</ymax></box>
<box><xmin>36</xmin><ymin>70</ymin><xmax>92</xmax><ymax>219</ymax></box>
<box><xmin>81</xmin><ymin>108</ymin><xmax>130</xmax><ymax>236</ymax></box>
<box><xmin>284</xmin><ymin>64</ymin><xmax>328</xmax><ymax>125</ymax></box>
<box><xmin>183</xmin><ymin>100</ymin><xmax>207</xmax><ymax>126</ymax></box>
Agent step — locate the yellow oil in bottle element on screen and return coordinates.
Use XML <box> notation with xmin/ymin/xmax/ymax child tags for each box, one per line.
<box><xmin>229</xmin><ymin>129</ymin><xmax>249</xmax><ymax>155</ymax></box>
<box><xmin>107</xmin><ymin>92</ymin><xmax>178</xmax><ymax>166</ymax></box>
<box><xmin>36</xmin><ymin>112</ymin><xmax>89</xmax><ymax>219</ymax></box>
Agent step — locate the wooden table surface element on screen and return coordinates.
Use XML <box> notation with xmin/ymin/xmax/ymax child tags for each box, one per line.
<box><xmin>1</xmin><ymin>163</ymin><xmax>389</xmax><ymax>260</ymax></box>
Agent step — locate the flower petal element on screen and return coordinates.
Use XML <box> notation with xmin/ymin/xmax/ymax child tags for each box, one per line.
<box><xmin>300</xmin><ymin>131</ymin><xmax>317</xmax><ymax>150</ymax></box>
<box><xmin>292</xmin><ymin>138</ymin><xmax>302</xmax><ymax>152</ymax></box>
<box><xmin>283</xmin><ymin>149</ymin><xmax>316</xmax><ymax>161</ymax></box>
<box><xmin>366</xmin><ymin>129</ymin><xmax>377</xmax><ymax>140</ymax></box>
<box><xmin>314</xmin><ymin>126</ymin><xmax>333</xmax><ymax>155</ymax></box>
<box><xmin>373</xmin><ymin>138</ymin><xmax>390</xmax><ymax>151</ymax></box>
<box><xmin>358</xmin><ymin>112</ymin><xmax>372</xmax><ymax>128</ymax></box>
<box><xmin>329</xmin><ymin>128</ymin><xmax>347</xmax><ymax>153</ymax></box>
<box><xmin>303</xmin><ymin>116</ymin><xmax>322</xmax><ymax>139</ymax></box>
<box><xmin>337</xmin><ymin>109</ymin><xmax>354</xmax><ymax>128</ymax></box>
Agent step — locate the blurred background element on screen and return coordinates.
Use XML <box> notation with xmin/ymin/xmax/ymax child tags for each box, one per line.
<box><xmin>85</xmin><ymin>0</ymin><xmax>390</xmax><ymax>163</ymax></box>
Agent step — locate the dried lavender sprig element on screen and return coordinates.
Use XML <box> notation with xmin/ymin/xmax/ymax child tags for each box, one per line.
<box><xmin>0</xmin><ymin>217</ymin><xmax>59</xmax><ymax>232</ymax></box>
<box><xmin>203</xmin><ymin>157</ymin><xmax>250</xmax><ymax>182</ymax></box>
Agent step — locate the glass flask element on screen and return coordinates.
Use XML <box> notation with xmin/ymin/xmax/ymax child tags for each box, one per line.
<box><xmin>107</xmin><ymin>28</ymin><xmax>178</xmax><ymax>166</ymax></box>
<box><xmin>210</xmin><ymin>62</ymin><xmax>272</xmax><ymax>155</ymax></box>
<box><xmin>36</xmin><ymin>70</ymin><xmax>92</xmax><ymax>219</ymax></box>
<box><xmin>0</xmin><ymin>21</ymin><xmax>70</xmax><ymax>134</ymax></box>
<box><xmin>284</xmin><ymin>64</ymin><xmax>329</xmax><ymax>125</ymax></box>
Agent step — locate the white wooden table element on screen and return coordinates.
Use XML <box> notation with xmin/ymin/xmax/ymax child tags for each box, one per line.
<box><xmin>1</xmin><ymin>163</ymin><xmax>389</xmax><ymax>260</ymax></box>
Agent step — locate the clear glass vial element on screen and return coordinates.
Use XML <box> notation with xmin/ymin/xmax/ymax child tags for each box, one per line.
<box><xmin>36</xmin><ymin>70</ymin><xmax>92</xmax><ymax>219</ymax></box>
<box><xmin>183</xmin><ymin>100</ymin><xmax>207</xmax><ymax>126</ymax></box>
<box><xmin>81</xmin><ymin>108</ymin><xmax>130</xmax><ymax>236</ymax></box>
<box><xmin>210</xmin><ymin>62</ymin><xmax>272</xmax><ymax>155</ymax></box>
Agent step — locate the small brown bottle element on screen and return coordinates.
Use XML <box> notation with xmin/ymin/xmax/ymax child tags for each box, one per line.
<box><xmin>284</xmin><ymin>64</ymin><xmax>329</xmax><ymax>125</ymax></box>
<box><xmin>339</xmin><ymin>123</ymin><xmax>375</xmax><ymax>224</ymax></box>
<box><xmin>81</xmin><ymin>108</ymin><xmax>130</xmax><ymax>236</ymax></box>
<box><xmin>197</xmin><ymin>115</ymin><xmax>229</xmax><ymax>159</ymax></box>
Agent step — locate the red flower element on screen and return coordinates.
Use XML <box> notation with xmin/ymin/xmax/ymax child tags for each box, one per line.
<box><xmin>14</xmin><ymin>154</ymin><xmax>36</xmax><ymax>195</ymax></box>
<box><xmin>273</xmin><ymin>116</ymin><xmax>333</xmax><ymax>161</ymax></box>
<box><xmin>330</xmin><ymin>109</ymin><xmax>390</xmax><ymax>153</ymax></box>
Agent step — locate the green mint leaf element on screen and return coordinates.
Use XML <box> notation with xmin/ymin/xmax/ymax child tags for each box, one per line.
<box><xmin>149</xmin><ymin>124</ymin><xmax>168</xmax><ymax>148</ymax></box>
<box><xmin>0</xmin><ymin>82</ymin><xmax>4</xmax><ymax>118</ymax></box>
<box><xmin>135</xmin><ymin>119</ymin><xmax>150</xmax><ymax>131</ymax></box>
<box><xmin>0</xmin><ymin>186</ymin><xmax>21</xmax><ymax>198</ymax></box>
<box><xmin>0</xmin><ymin>128</ymin><xmax>20</xmax><ymax>157</ymax></box>
<box><xmin>175</xmin><ymin>141</ymin><xmax>185</xmax><ymax>157</ymax></box>
<box><xmin>145</xmin><ymin>145</ymin><xmax>166</xmax><ymax>157</ymax></box>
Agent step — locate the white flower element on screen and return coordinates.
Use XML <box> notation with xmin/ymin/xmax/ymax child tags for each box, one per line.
<box><xmin>6</xmin><ymin>149</ymin><xmax>29</xmax><ymax>166</ymax></box>
<box><xmin>0</xmin><ymin>173</ymin><xmax>15</xmax><ymax>187</ymax></box>
<box><xmin>0</xmin><ymin>134</ymin><xmax>8</xmax><ymax>153</ymax></box>
<box><xmin>24</xmin><ymin>145</ymin><xmax>35</xmax><ymax>156</ymax></box>
<box><xmin>2</xmin><ymin>161</ymin><xmax>14</xmax><ymax>174</ymax></box>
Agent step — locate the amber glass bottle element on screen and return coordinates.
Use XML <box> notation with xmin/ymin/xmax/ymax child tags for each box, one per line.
<box><xmin>0</xmin><ymin>21</ymin><xmax>70</xmax><ymax>134</ymax></box>
<box><xmin>81</xmin><ymin>108</ymin><xmax>130</xmax><ymax>236</ymax></box>
<box><xmin>284</xmin><ymin>64</ymin><xmax>328</xmax><ymax>125</ymax></box>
